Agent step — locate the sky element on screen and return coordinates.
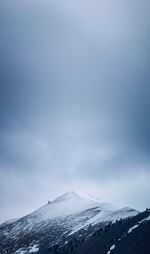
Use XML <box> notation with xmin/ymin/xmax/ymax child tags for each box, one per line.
<box><xmin>0</xmin><ymin>0</ymin><xmax>150</xmax><ymax>222</ymax></box>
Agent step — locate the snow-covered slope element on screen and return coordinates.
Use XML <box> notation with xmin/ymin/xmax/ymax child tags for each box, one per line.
<box><xmin>0</xmin><ymin>191</ymin><xmax>138</xmax><ymax>254</ymax></box>
<box><xmin>31</xmin><ymin>190</ymin><xmax>115</xmax><ymax>220</ymax></box>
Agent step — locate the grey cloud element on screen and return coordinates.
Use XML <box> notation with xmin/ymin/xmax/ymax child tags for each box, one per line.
<box><xmin>0</xmin><ymin>0</ymin><xmax>150</xmax><ymax>221</ymax></box>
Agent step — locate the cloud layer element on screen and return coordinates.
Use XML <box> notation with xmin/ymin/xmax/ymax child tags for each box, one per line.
<box><xmin>0</xmin><ymin>0</ymin><xmax>150</xmax><ymax>222</ymax></box>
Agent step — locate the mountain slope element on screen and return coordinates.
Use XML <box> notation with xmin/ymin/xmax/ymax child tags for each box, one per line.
<box><xmin>64</xmin><ymin>209</ymin><xmax>150</xmax><ymax>254</ymax></box>
<box><xmin>0</xmin><ymin>191</ymin><xmax>139</xmax><ymax>253</ymax></box>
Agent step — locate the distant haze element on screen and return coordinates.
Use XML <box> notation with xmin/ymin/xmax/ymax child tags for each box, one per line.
<box><xmin>0</xmin><ymin>0</ymin><xmax>150</xmax><ymax>222</ymax></box>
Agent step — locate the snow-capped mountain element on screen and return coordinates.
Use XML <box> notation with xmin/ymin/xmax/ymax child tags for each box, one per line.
<box><xmin>0</xmin><ymin>191</ymin><xmax>138</xmax><ymax>253</ymax></box>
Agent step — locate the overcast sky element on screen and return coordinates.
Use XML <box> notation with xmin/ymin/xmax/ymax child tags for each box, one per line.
<box><xmin>0</xmin><ymin>0</ymin><xmax>150</xmax><ymax>222</ymax></box>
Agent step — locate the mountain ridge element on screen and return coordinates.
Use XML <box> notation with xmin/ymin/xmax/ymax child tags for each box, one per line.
<box><xmin>0</xmin><ymin>191</ymin><xmax>141</xmax><ymax>254</ymax></box>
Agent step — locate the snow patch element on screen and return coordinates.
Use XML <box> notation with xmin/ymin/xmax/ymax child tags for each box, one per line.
<box><xmin>128</xmin><ymin>224</ymin><xmax>139</xmax><ymax>233</ymax></box>
<box><xmin>29</xmin><ymin>244</ymin><xmax>39</xmax><ymax>253</ymax></box>
<box><xmin>140</xmin><ymin>215</ymin><xmax>150</xmax><ymax>223</ymax></box>
<box><xmin>15</xmin><ymin>244</ymin><xmax>39</xmax><ymax>253</ymax></box>
<box><xmin>15</xmin><ymin>248</ymin><xmax>27</xmax><ymax>254</ymax></box>
<box><xmin>128</xmin><ymin>214</ymin><xmax>150</xmax><ymax>234</ymax></box>
<box><xmin>107</xmin><ymin>244</ymin><xmax>115</xmax><ymax>254</ymax></box>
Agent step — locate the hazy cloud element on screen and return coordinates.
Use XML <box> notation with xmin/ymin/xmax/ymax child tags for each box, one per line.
<box><xmin>0</xmin><ymin>0</ymin><xmax>150</xmax><ymax>222</ymax></box>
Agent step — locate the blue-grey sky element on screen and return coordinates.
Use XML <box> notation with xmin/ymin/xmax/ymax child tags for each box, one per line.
<box><xmin>0</xmin><ymin>0</ymin><xmax>150</xmax><ymax>222</ymax></box>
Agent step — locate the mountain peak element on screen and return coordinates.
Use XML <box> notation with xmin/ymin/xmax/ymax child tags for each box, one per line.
<box><xmin>52</xmin><ymin>190</ymin><xmax>83</xmax><ymax>204</ymax></box>
<box><xmin>64</xmin><ymin>190</ymin><xmax>80</xmax><ymax>198</ymax></box>
<box><xmin>51</xmin><ymin>191</ymin><xmax>115</xmax><ymax>210</ymax></box>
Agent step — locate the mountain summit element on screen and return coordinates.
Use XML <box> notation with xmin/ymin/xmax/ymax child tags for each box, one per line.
<box><xmin>39</xmin><ymin>190</ymin><xmax>115</xmax><ymax>218</ymax></box>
